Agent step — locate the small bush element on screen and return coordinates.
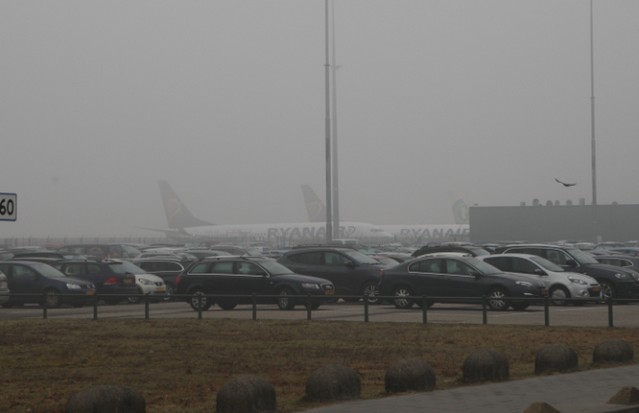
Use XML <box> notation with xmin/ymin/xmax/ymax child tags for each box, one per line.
<box><xmin>385</xmin><ymin>357</ymin><xmax>436</xmax><ymax>393</ymax></box>
<box><xmin>65</xmin><ymin>384</ymin><xmax>145</xmax><ymax>413</ymax></box>
<box><xmin>462</xmin><ymin>349</ymin><xmax>509</xmax><ymax>382</ymax></box>
<box><xmin>305</xmin><ymin>364</ymin><xmax>360</xmax><ymax>402</ymax></box>
<box><xmin>535</xmin><ymin>344</ymin><xmax>578</xmax><ymax>374</ymax></box>
<box><xmin>216</xmin><ymin>375</ymin><xmax>276</xmax><ymax>413</ymax></box>
<box><xmin>593</xmin><ymin>339</ymin><xmax>634</xmax><ymax>365</ymax></box>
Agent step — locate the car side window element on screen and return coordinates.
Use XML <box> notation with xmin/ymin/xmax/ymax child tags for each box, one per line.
<box><xmin>189</xmin><ymin>262</ymin><xmax>212</xmax><ymax>274</ymax></box>
<box><xmin>210</xmin><ymin>261</ymin><xmax>234</xmax><ymax>274</ymax></box>
<box><xmin>87</xmin><ymin>264</ymin><xmax>101</xmax><ymax>274</ymax></box>
<box><xmin>324</xmin><ymin>252</ymin><xmax>349</xmax><ymax>266</ymax></box>
<box><xmin>63</xmin><ymin>263</ymin><xmax>83</xmax><ymax>277</ymax></box>
<box><xmin>410</xmin><ymin>259</ymin><xmax>443</xmax><ymax>273</ymax></box>
<box><xmin>236</xmin><ymin>262</ymin><xmax>264</xmax><ymax>276</ymax></box>
<box><xmin>546</xmin><ymin>250</ymin><xmax>568</xmax><ymax>265</ymax></box>
<box><xmin>511</xmin><ymin>258</ymin><xmax>538</xmax><ymax>274</ymax></box>
<box><xmin>485</xmin><ymin>257</ymin><xmax>510</xmax><ymax>271</ymax></box>
<box><xmin>289</xmin><ymin>252</ymin><xmax>322</xmax><ymax>265</ymax></box>
<box><xmin>13</xmin><ymin>265</ymin><xmax>37</xmax><ymax>280</ymax></box>
<box><xmin>444</xmin><ymin>259</ymin><xmax>473</xmax><ymax>275</ymax></box>
<box><xmin>164</xmin><ymin>262</ymin><xmax>182</xmax><ymax>271</ymax></box>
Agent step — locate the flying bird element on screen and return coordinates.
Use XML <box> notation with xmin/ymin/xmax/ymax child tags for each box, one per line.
<box><xmin>555</xmin><ymin>178</ymin><xmax>576</xmax><ymax>187</ymax></box>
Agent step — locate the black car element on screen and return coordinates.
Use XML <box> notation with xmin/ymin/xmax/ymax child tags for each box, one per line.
<box><xmin>412</xmin><ymin>244</ymin><xmax>491</xmax><ymax>258</ymax></box>
<box><xmin>0</xmin><ymin>260</ymin><xmax>96</xmax><ymax>308</ymax></box>
<box><xmin>55</xmin><ymin>259</ymin><xmax>139</xmax><ymax>304</ymax></box>
<box><xmin>175</xmin><ymin>256</ymin><xmax>335</xmax><ymax>311</ymax></box>
<box><xmin>378</xmin><ymin>255</ymin><xmax>547</xmax><ymax>311</ymax></box>
<box><xmin>594</xmin><ymin>254</ymin><xmax>639</xmax><ymax>272</ymax></box>
<box><xmin>496</xmin><ymin>244</ymin><xmax>639</xmax><ymax>299</ymax></box>
<box><xmin>277</xmin><ymin>247</ymin><xmax>385</xmax><ymax>303</ymax></box>
<box><xmin>130</xmin><ymin>257</ymin><xmax>188</xmax><ymax>296</ymax></box>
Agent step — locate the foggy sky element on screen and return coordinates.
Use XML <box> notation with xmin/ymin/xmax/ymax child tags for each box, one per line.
<box><xmin>1</xmin><ymin>1</ymin><xmax>638</xmax><ymax>237</ymax></box>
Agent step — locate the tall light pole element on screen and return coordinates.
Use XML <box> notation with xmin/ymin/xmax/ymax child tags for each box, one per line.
<box><xmin>324</xmin><ymin>0</ymin><xmax>333</xmax><ymax>242</ymax></box>
<box><xmin>330</xmin><ymin>0</ymin><xmax>340</xmax><ymax>238</ymax></box>
<box><xmin>590</xmin><ymin>0</ymin><xmax>597</xmax><ymax>206</ymax></box>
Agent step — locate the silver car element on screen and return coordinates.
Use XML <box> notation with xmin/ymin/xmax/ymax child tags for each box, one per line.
<box><xmin>480</xmin><ymin>253</ymin><xmax>602</xmax><ymax>305</ymax></box>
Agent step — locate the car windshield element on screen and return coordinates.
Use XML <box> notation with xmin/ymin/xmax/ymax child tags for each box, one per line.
<box><xmin>530</xmin><ymin>256</ymin><xmax>565</xmax><ymax>272</ymax></box>
<box><xmin>567</xmin><ymin>248</ymin><xmax>599</xmax><ymax>265</ymax></box>
<box><xmin>107</xmin><ymin>261</ymin><xmax>147</xmax><ymax>274</ymax></box>
<box><xmin>343</xmin><ymin>250</ymin><xmax>381</xmax><ymax>265</ymax></box>
<box><xmin>258</xmin><ymin>260</ymin><xmax>295</xmax><ymax>276</ymax></box>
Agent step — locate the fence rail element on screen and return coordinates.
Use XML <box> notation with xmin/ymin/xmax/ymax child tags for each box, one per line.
<box><xmin>1</xmin><ymin>292</ymin><xmax>636</xmax><ymax>327</ymax></box>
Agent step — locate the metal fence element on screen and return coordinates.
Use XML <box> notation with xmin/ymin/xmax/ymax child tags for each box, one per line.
<box><xmin>1</xmin><ymin>292</ymin><xmax>635</xmax><ymax>327</ymax></box>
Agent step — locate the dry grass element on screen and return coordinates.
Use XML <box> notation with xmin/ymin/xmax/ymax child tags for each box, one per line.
<box><xmin>0</xmin><ymin>319</ymin><xmax>637</xmax><ymax>413</ymax></box>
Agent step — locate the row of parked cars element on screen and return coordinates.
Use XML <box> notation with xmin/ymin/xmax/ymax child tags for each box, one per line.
<box><xmin>1</xmin><ymin>241</ymin><xmax>638</xmax><ymax>312</ymax></box>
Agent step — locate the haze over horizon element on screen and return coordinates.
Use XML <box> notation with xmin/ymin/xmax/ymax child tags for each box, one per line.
<box><xmin>2</xmin><ymin>1</ymin><xmax>638</xmax><ymax>238</ymax></box>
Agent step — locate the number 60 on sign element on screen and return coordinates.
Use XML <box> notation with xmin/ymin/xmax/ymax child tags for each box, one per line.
<box><xmin>0</xmin><ymin>193</ymin><xmax>17</xmax><ymax>221</ymax></box>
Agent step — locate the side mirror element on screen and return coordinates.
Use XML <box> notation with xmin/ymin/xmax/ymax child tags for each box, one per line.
<box><xmin>533</xmin><ymin>268</ymin><xmax>546</xmax><ymax>276</ymax></box>
<box><xmin>344</xmin><ymin>260</ymin><xmax>356</xmax><ymax>268</ymax></box>
<box><xmin>565</xmin><ymin>259</ymin><xmax>578</xmax><ymax>268</ymax></box>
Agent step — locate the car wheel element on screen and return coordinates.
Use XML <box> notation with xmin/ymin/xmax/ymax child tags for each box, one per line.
<box><xmin>276</xmin><ymin>287</ymin><xmax>296</xmax><ymax>311</ymax></box>
<box><xmin>549</xmin><ymin>286</ymin><xmax>571</xmax><ymax>306</ymax></box>
<box><xmin>164</xmin><ymin>283</ymin><xmax>175</xmax><ymax>301</ymax></box>
<box><xmin>127</xmin><ymin>288</ymin><xmax>143</xmax><ymax>304</ymax></box>
<box><xmin>42</xmin><ymin>289</ymin><xmax>61</xmax><ymax>308</ymax></box>
<box><xmin>392</xmin><ymin>286</ymin><xmax>414</xmax><ymax>309</ymax></box>
<box><xmin>217</xmin><ymin>300</ymin><xmax>237</xmax><ymax>311</ymax></box>
<box><xmin>511</xmin><ymin>302</ymin><xmax>529</xmax><ymax>311</ymax></box>
<box><xmin>487</xmin><ymin>287</ymin><xmax>510</xmax><ymax>311</ymax></box>
<box><xmin>189</xmin><ymin>289</ymin><xmax>212</xmax><ymax>311</ymax></box>
<box><xmin>362</xmin><ymin>281</ymin><xmax>382</xmax><ymax>305</ymax></box>
<box><xmin>600</xmin><ymin>280</ymin><xmax>615</xmax><ymax>301</ymax></box>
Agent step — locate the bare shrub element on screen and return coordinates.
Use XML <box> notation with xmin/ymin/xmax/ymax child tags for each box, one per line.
<box><xmin>593</xmin><ymin>339</ymin><xmax>634</xmax><ymax>365</ymax></box>
<box><xmin>216</xmin><ymin>375</ymin><xmax>276</xmax><ymax>413</ymax></box>
<box><xmin>385</xmin><ymin>357</ymin><xmax>436</xmax><ymax>393</ymax></box>
<box><xmin>65</xmin><ymin>384</ymin><xmax>145</xmax><ymax>413</ymax></box>
<box><xmin>534</xmin><ymin>343</ymin><xmax>578</xmax><ymax>374</ymax></box>
<box><xmin>462</xmin><ymin>349</ymin><xmax>509</xmax><ymax>382</ymax></box>
<box><xmin>305</xmin><ymin>364</ymin><xmax>360</xmax><ymax>402</ymax></box>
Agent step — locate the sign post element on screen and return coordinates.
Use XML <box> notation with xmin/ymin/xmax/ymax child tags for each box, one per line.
<box><xmin>0</xmin><ymin>193</ymin><xmax>17</xmax><ymax>222</ymax></box>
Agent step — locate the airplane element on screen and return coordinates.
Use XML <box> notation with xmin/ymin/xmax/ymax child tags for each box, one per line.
<box><xmin>156</xmin><ymin>180</ymin><xmax>393</xmax><ymax>246</ymax></box>
<box><xmin>301</xmin><ymin>185</ymin><xmax>470</xmax><ymax>244</ymax></box>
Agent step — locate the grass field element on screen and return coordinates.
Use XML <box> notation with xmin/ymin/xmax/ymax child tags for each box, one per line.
<box><xmin>0</xmin><ymin>319</ymin><xmax>637</xmax><ymax>413</ymax></box>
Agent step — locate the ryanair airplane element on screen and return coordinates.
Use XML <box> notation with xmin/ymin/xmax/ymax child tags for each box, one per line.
<box><xmin>157</xmin><ymin>181</ymin><xmax>392</xmax><ymax>246</ymax></box>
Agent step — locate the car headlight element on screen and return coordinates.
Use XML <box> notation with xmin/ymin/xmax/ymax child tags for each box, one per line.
<box><xmin>613</xmin><ymin>273</ymin><xmax>630</xmax><ymax>280</ymax></box>
<box><xmin>301</xmin><ymin>283</ymin><xmax>321</xmax><ymax>290</ymax></box>
<box><xmin>66</xmin><ymin>283</ymin><xmax>83</xmax><ymax>290</ymax></box>
<box><xmin>568</xmin><ymin>277</ymin><xmax>588</xmax><ymax>285</ymax></box>
<box><xmin>515</xmin><ymin>281</ymin><xmax>533</xmax><ymax>288</ymax></box>
<box><xmin>630</xmin><ymin>272</ymin><xmax>639</xmax><ymax>281</ymax></box>
<box><xmin>138</xmin><ymin>278</ymin><xmax>153</xmax><ymax>285</ymax></box>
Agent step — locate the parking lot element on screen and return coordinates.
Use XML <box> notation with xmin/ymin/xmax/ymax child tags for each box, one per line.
<box><xmin>2</xmin><ymin>300</ymin><xmax>638</xmax><ymax>328</ymax></box>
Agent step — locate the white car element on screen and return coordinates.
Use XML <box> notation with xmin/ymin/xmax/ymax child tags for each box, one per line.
<box><xmin>127</xmin><ymin>272</ymin><xmax>167</xmax><ymax>304</ymax></box>
<box><xmin>479</xmin><ymin>253</ymin><xmax>602</xmax><ymax>305</ymax></box>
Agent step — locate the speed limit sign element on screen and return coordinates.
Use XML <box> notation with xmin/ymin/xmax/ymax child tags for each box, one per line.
<box><xmin>0</xmin><ymin>193</ymin><xmax>17</xmax><ymax>221</ymax></box>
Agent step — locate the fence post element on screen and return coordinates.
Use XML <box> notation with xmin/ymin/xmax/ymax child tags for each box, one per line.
<box><xmin>544</xmin><ymin>296</ymin><xmax>550</xmax><ymax>327</ymax></box>
<box><xmin>144</xmin><ymin>295</ymin><xmax>150</xmax><ymax>320</ymax></box>
<box><xmin>306</xmin><ymin>294</ymin><xmax>312</xmax><ymax>321</ymax></box>
<box><xmin>93</xmin><ymin>295</ymin><xmax>99</xmax><ymax>321</ymax></box>
<box><xmin>364</xmin><ymin>298</ymin><xmax>369</xmax><ymax>323</ymax></box>
<box><xmin>481</xmin><ymin>296</ymin><xmax>487</xmax><ymax>325</ymax></box>
<box><xmin>421</xmin><ymin>296</ymin><xmax>428</xmax><ymax>324</ymax></box>
<box><xmin>607</xmin><ymin>297</ymin><xmax>614</xmax><ymax>328</ymax></box>
<box><xmin>252</xmin><ymin>294</ymin><xmax>257</xmax><ymax>321</ymax></box>
<box><xmin>42</xmin><ymin>292</ymin><xmax>48</xmax><ymax>320</ymax></box>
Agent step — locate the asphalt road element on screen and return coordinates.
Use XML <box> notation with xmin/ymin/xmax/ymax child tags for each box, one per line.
<box><xmin>1</xmin><ymin>300</ymin><xmax>638</xmax><ymax>328</ymax></box>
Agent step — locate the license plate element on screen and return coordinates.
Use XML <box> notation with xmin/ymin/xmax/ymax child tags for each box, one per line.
<box><xmin>86</xmin><ymin>289</ymin><xmax>96</xmax><ymax>296</ymax></box>
<box><xmin>592</xmin><ymin>286</ymin><xmax>601</xmax><ymax>293</ymax></box>
<box><xmin>124</xmin><ymin>279</ymin><xmax>134</xmax><ymax>285</ymax></box>
<box><xmin>156</xmin><ymin>288</ymin><xmax>166</xmax><ymax>294</ymax></box>
<box><xmin>325</xmin><ymin>289</ymin><xmax>334</xmax><ymax>296</ymax></box>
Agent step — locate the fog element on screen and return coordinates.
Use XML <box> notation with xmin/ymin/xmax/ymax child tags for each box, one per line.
<box><xmin>1</xmin><ymin>1</ymin><xmax>638</xmax><ymax>238</ymax></box>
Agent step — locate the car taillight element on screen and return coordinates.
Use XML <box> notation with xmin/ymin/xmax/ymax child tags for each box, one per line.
<box><xmin>104</xmin><ymin>276</ymin><xmax>118</xmax><ymax>286</ymax></box>
<box><xmin>175</xmin><ymin>275</ymin><xmax>183</xmax><ymax>286</ymax></box>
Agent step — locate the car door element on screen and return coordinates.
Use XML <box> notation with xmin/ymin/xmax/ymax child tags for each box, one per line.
<box><xmin>321</xmin><ymin>251</ymin><xmax>361</xmax><ymax>295</ymax></box>
<box><xmin>407</xmin><ymin>258</ymin><xmax>447</xmax><ymax>297</ymax></box>
<box><xmin>228</xmin><ymin>261</ymin><xmax>270</xmax><ymax>296</ymax></box>
<box><xmin>438</xmin><ymin>258</ymin><xmax>482</xmax><ymax>299</ymax></box>
<box><xmin>5</xmin><ymin>264</ymin><xmax>41</xmax><ymax>301</ymax></box>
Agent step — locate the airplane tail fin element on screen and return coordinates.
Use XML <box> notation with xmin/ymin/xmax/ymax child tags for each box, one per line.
<box><xmin>301</xmin><ymin>184</ymin><xmax>326</xmax><ymax>222</ymax></box>
<box><xmin>158</xmin><ymin>180</ymin><xmax>212</xmax><ymax>229</ymax></box>
<box><xmin>452</xmin><ymin>199</ymin><xmax>469</xmax><ymax>225</ymax></box>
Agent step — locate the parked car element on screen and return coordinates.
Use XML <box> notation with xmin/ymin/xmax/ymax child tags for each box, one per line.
<box><xmin>0</xmin><ymin>260</ymin><xmax>95</xmax><ymax>308</ymax></box>
<box><xmin>277</xmin><ymin>247</ymin><xmax>385</xmax><ymax>303</ymax></box>
<box><xmin>130</xmin><ymin>257</ymin><xmax>188</xmax><ymax>296</ymax></box>
<box><xmin>478</xmin><ymin>254</ymin><xmax>601</xmax><ymax>305</ymax></box>
<box><xmin>412</xmin><ymin>244</ymin><xmax>491</xmax><ymax>258</ymax></box>
<box><xmin>56</xmin><ymin>244</ymin><xmax>142</xmax><ymax>260</ymax></box>
<box><xmin>0</xmin><ymin>270</ymin><xmax>10</xmax><ymax>306</ymax></box>
<box><xmin>378</xmin><ymin>255</ymin><xmax>547</xmax><ymax>311</ymax></box>
<box><xmin>128</xmin><ymin>272</ymin><xmax>167</xmax><ymax>304</ymax></box>
<box><xmin>495</xmin><ymin>244</ymin><xmax>639</xmax><ymax>300</ymax></box>
<box><xmin>594</xmin><ymin>254</ymin><xmax>639</xmax><ymax>272</ymax></box>
<box><xmin>175</xmin><ymin>256</ymin><xmax>335</xmax><ymax>311</ymax></box>
<box><xmin>55</xmin><ymin>259</ymin><xmax>139</xmax><ymax>304</ymax></box>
